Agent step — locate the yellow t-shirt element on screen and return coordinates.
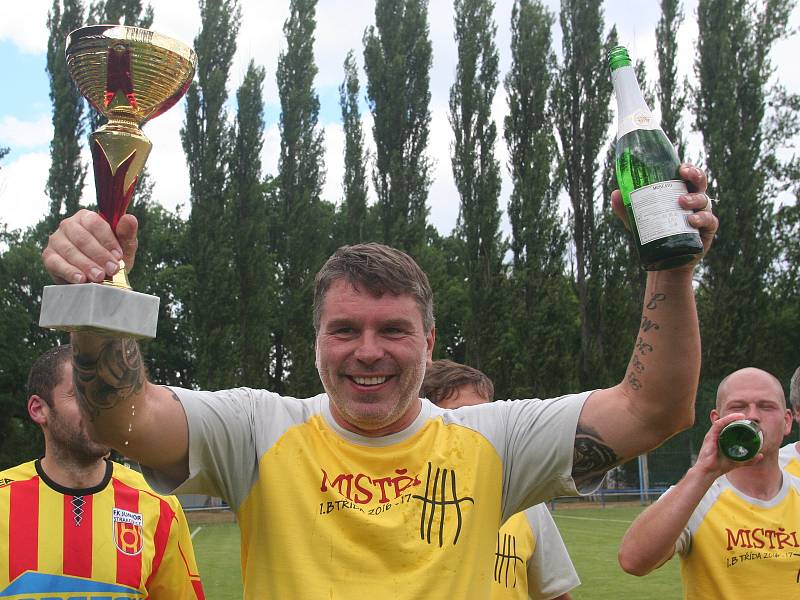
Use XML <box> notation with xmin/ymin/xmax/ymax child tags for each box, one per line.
<box><xmin>674</xmin><ymin>473</ymin><xmax>800</xmax><ymax>600</ymax></box>
<box><xmin>145</xmin><ymin>389</ymin><xmax>590</xmax><ymax>599</ymax></box>
<box><xmin>0</xmin><ymin>459</ymin><xmax>203</xmax><ymax>599</ymax></box>
<box><xmin>491</xmin><ymin>507</ymin><xmax>579</xmax><ymax>600</ymax></box>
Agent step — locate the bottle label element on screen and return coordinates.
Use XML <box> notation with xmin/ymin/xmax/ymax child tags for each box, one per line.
<box><xmin>630</xmin><ymin>180</ymin><xmax>697</xmax><ymax>245</ymax></box>
<box><xmin>617</xmin><ymin>108</ymin><xmax>659</xmax><ymax>139</ymax></box>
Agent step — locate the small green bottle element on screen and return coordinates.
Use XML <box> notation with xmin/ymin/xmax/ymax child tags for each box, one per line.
<box><xmin>718</xmin><ymin>419</ymin><xmax>763</xmax><ymax>462</ymax></box>
<box><xmin>609</xmin><ymin>46</ymin><xmax>703</xmax><ymax>270</ymax></box>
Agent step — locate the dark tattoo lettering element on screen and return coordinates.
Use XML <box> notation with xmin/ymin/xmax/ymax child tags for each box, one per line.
<box><xmin>646</xmin><ymin>293</ymin><xmax>667</xmax><ymax>310</ymax></box>
<box><xmin>72</xmin><ymin>338</ymin><xmax>145</xmax><ymax>420</ymax></box>
<box><xmin>640</xmin><ymin>316</ymin><xmax>660</xmax><ymax>332</ymax></box>
<box><xmin>631</xmin><ymin>354</ymin><xmax>645</xmax><ymax>374</ymax></box>
<box><xmin>635</xmin><ymin>337</ymin><xmax>654</xmax><ymax>355</ymax></box>
<box><xmin>627</xmin><ymin>372</ymin><xmax>643</xmax><ymax>390</ymax></box>
<box><xmin>572</xmin><ymin>423</ymin><xmax>621</xmax><ymax>487</ymax></box>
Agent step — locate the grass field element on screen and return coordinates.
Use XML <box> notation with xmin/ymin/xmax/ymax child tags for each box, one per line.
<box><xmin>553</xmin><ymin>505</ymin><xmax>681</xmax><ymax>599</ymax></box>
<box><xmin>189</xmin><ymin>504</ymin><xmax>683</xmax><ymax>599</ymax></box>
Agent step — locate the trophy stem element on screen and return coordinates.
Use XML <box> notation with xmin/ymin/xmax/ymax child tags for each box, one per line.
<box><xmin>106</xmin><ymin>260</ymin><xmax>132</xmax><ymax>290</ymax></box>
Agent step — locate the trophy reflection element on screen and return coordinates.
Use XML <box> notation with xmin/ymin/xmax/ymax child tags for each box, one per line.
<box><xmin>40</xmin><ymin>25</ymin><xmax>196</xmax><ymax>338</ymax></box>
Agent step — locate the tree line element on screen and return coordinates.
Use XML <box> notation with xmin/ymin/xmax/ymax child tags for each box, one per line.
<box><xmin>1</xmin><ymin>0</ymin><xmax>798</xmax><ymax>484</ymax></box>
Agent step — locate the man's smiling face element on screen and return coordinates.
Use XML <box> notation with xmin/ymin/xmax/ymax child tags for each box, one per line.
<box><xmin>316</xmin><ymin>279</ymin><xmax>434</xmax><ymax>437</ymax></box>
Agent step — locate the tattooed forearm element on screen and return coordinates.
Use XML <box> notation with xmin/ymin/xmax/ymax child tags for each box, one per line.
<box><xmin>640</xmin><ymin>316</ymin><xmax>660</xmax><ymax>332</ymax></box>
<box><xmin>625</xmin><ymin>294</ymin><xmax>665</xmax><ymax>393</ymax></box>
<box><xmin>572</xmin><ymin>423</ymin><xmax>621</xmax><ymax>487</ymax></box>
<box><xmin>72</xmin><ymin>338</ymin><xmax>145</xmax><ymax>420</ymax></box>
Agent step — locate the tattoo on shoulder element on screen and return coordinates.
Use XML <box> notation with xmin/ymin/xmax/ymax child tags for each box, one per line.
<box><xmin>572</xmin><ymin>423</ymin><xmax>621</xmax><ymax>487</ymax></box>
<box><xmin>164</xmin><ymin>386</ymin><xmax>181</xmax><ymax>403</ymax></box>
<box><xmin>72</xmin><ymin>338</ymin><xmax>145</xmax><ymax>420</ymax></box>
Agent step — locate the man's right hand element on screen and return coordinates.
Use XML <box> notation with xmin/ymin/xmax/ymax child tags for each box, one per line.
<box><xmin>42</xmin><ymin>210</ymin><xmax>139</xmax><ymax>284</ymax></box>
<box><xmin>692</xmin><ymin>412</ymin><xmax>763</xmax><ymax>480</ymax></box>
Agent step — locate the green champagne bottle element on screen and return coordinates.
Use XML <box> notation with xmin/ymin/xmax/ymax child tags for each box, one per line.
<box><xmin>718</xmin><ymin>419</ymin><xmax>763</xmax><ymax>462</ymax></box>
<box><xmin>609</xmin><ymin>46</ymin><xmax>703</xmax><ymax>270</ymax></box>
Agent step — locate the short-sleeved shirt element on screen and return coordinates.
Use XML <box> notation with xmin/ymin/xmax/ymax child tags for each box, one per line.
<box><xmin>491</xmin><ymin>505</ymin><xmax>580</xmax><ymax>600</ymax></box>
<box><xmin>671</xmin><ymin>473</ymin><xmax>800</xmax><ymax>600</ymax></box>
<box><xmin>0</xmin><ymin>459</ymin><xmax>204</xmax><ymax>599</ymax></box>
<box><xmin>778</xmin><ymin>442</ymin><xmax>800</xmax><ymax>477</ymax></box>
<box><xmin>144</xmin><ymin>390</ymin><xmax>592</xmax><ymax>599</ymax></box>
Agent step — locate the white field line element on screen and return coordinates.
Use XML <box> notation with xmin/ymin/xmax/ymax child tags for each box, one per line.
<box><xmin>191</xmin><ymin>526</ymin><xmax>203</xmax><ymax>539</ymax></box>
<box><xmin>552</xmin><ymin>514</ymin><xmax>633</xmax><ymax>525</ymax></box>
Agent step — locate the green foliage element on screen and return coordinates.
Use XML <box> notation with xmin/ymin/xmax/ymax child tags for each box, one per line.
<box><xmin>87</xmin><ymin>0</ymin><xmax>153</xmax><ymax>24</ymax></box>
<box><xmin>336</xmin><ymin>50</ymin><xmax>371</xmax><ymax>245</ymax></box>
<box><xmin>275</xmin><ymin>0</ymin><xmax>330</xmax><ymax>396</ymax></box>
<box><xmin>694</xmin><ymin>0</ymin><xmax>798</xmax><ymax>379</ymax></box>
<box><xmin>127</xmin><ymin>192</ymin><xmax>197</xmax><ymax>388</ymax></box>
<box><xmin>230</xmin><ymin>60</ymin><xmax>276</xmax><ymax>389</ymax></box>
<box><xmin>552</xmin><ymin>0</ymin><xmax>617</xmax><ymax>388</ymax></box>
<box><xmin>45</xmin><ymin>0</ymin><xmax>87</xmax><ymax>227</ymax></box>
<box><xmin>499</xmin><ymin>0</ymin><xmax>577</xmax><ymax>398</ymax></box>
<box><xmin>656</xmin><ymin>0</ymin><xmax>688</xmax><ymax>160</ymax></box>
<box><xmin>363</xmin><ymin>0</ymin><xmax>432</xmax><ymax>251</ymax></box>
<box><xmin>449</xmin><ymin>0</ymin><xmax>505</xmax><ymax>373</ymax></box>
<box><xmin>181</xmin><ymin>0</ymin><xmax>241</xmax><ymax>389</ymax></box>
<box><xmin>417</xmin><ymin>228</ymin><xmax>468</xmax><ymax>362</ymax></box>
<box><xmin>0</xmin><ymin>224</ymin><xmax>66</xmax><ymax>468</ymax></box>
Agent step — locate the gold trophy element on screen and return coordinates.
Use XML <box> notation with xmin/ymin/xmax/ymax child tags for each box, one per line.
<box><xmin>40</xmin><ymin>25</ymin><xmax>196</xmax><ymax>338</ymax></box>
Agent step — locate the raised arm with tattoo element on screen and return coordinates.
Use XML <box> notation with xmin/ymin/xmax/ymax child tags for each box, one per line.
<box><xmin>43</xmin><ymin>211</ymin><xmax>190</xmax><ymax>481</ymax></box>
<box><xmin>72</xmin><ymin>334</ymin><xmax>188</xmax><ymax>481</ymax></box>
<box><xmin>571</xmin><ymin>164</ymin><xmax>718</xmax><ymax>488</ymax></box>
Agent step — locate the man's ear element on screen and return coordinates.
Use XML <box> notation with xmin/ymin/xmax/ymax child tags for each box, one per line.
<box><xmin>425</xmin><ymin>327</ymin><xmax>436</xmax><ymax>362</ymax></box>
<box><xmin>28</xmin><ymin>395</ymin><xmax>49</xmax><ymax>426</ymax></box>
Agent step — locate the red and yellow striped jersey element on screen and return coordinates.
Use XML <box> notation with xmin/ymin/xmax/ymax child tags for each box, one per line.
<box><xmin>0</xmin><ymin>459</ymin><xmax>204</xmax><ymax>599</ymax></box>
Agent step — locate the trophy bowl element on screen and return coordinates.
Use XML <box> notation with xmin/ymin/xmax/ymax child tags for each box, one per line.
<box><xmin>39</xmin><ymin>25</ymin><xmax>196</xmax><ymax>339</ymax></box>
<box><xmin>66</xmin><ymin>25</ymin><xmax>196</xmax><ymax>127</ymax></box>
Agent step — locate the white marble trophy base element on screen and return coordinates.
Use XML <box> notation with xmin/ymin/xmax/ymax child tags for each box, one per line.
<box><xmin>39</xmin><ymin>283</ymin><xmax>159</xmax><ymax>339</ymax></box>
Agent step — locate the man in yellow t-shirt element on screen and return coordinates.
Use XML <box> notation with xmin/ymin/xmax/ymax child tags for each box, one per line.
<box><xmin>778</xmin><ymin>367</ymin><xmax>800</xmax><ymax>476</ymax></box>
<box><xmin>619</xmin><ymin>368</ymin><xmax>800</xmax><ymax>600</ymax></box>
<box><xmin>40</xmin><ymin>168</ymin><xmax>716</xmax><ymax>598</ymax></box>
<box><xmin>422</xmin><ymin>360</ymin><xmax>579</xmax><ymax>600</ymax></box>
<box><xmin>0</xmin><ymin>345</ymin><xmax>204</xmax><ymax>599</ymax></box>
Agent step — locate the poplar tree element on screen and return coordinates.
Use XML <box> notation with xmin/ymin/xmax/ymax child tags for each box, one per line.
<box><xmin>337</xmin><ymin>50</ymin><xmax>369</xmax><ymax>244</ymax></box>
<box><xmin>364</xmin><ymin>0</ymin><xmax>432</xmax><ymax>251</ymax></box>
<box><xmin>275</xmin><ymin>0</ymin><xmax>327</xmax><ymax>395</ymax></box>
<box><xmin>551</xmin><ymin>0</ymin><xmax>616</xmax><ymax>387</ymax></box>
<box><xmin>695</xmin><ymin>0</ymin><xmax>798</xmax><ymax>378</ymax></box>
<box><xmin>656</xmin><ymin>0</ymin><xmax>687</xmax><ymax>160</ymax></box>
<box><xmin>500</xmin><ymin>0</ymin><xmax>575</xmax><ymax>397</ymax></box>
<box><xmin>230</xmin><ymin>60</ymin><xmax>274</xmax><ymax>388</ymax></box>
<box><xmin>449</xmin><ymin>0</ymin><xmax>504</xmax><ymax>372</ymax></box>
<box><xmin>87</xmin><ymin>0</ymin><xmax>153</xmax><ymax>23</ymax></box>
<box><xmin>181</xmin><ymin>0</ymin><xmax>240</xmax><ymax>389</ymax></box>
<box><xmin>45</xmin><ymin>0</ymin><xmax>86</xmax><ymax>226</ymax></box>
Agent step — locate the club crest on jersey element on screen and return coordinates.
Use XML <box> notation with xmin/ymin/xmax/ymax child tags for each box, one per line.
<box><xmin>112</xmin><ymin>508</ymin><xmax>144</xmax><ymax>556</ymax></box>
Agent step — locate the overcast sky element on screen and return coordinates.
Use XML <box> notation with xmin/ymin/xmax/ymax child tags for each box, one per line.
<box><xmin>1</xmin><ymin>0</ymin><xmax>798</xmax><ymax>235</ymax></box>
